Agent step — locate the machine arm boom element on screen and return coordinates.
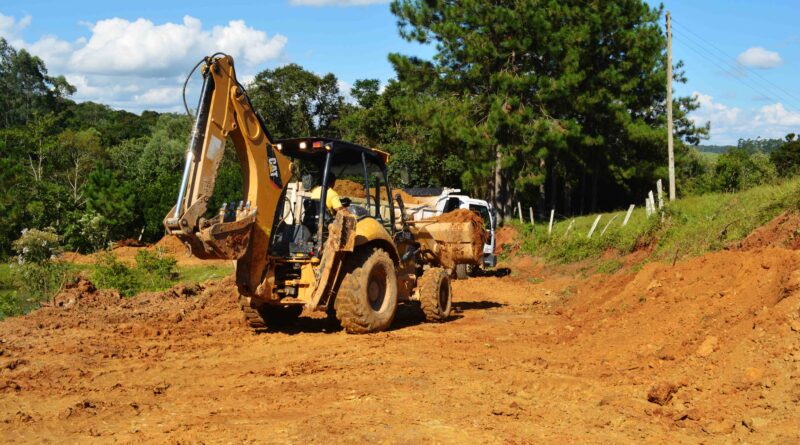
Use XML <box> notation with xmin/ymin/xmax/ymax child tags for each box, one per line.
<box><xmin>164</xmin><ymin>55</ymin><xmax>291</xmax><ymax>297</ymax></box>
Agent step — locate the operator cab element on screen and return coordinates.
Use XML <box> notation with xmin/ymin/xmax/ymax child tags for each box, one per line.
<box><xmin>269</xmin><ymin>137</ymin><xmax>394</xmax><ymax>258</ymax></box>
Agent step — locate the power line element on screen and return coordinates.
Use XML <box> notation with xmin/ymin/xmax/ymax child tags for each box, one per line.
<box><xmin>672</xmin><ymin>19</ymin><xmax>800</xmax><ymax>107</ymax></box>
<box><xmin>672</xmin><ymin>33</ymin><xmax>800</xmax><ymax>113</ymax></box>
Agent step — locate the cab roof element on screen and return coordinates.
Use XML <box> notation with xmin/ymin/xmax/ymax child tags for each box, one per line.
<box><xmin>275</xmin><ymin>137</ymin><xmax>389</xmax><ymax>165</ymax></box>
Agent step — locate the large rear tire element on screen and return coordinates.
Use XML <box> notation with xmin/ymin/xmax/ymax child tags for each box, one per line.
<box><xmin>239</xmin><ymin>296</ymin><xmax>302</xmax><ymax>330</ymax></box>
<box><xmin>454</xmin><ymin>264</ymin><xmax>469</xmax><ymax>280</ymax></box>
<box><xmin>419</xmin><ymin>267</ymin><xmax>452</xmax><ymax>322</ymax></box>
<box><xmin>335</xmin><ymin>247</ymin><xmax>398</xmax><ymax>334</ymax></box>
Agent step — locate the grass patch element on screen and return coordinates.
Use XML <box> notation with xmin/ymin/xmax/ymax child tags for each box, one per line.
<box><xmin>520</xmin><ymin>178</ymin><xmax>800</xmax><ymax>264</ymax></box>
<box><xmin>178</xmin><ymin>264</ymin><xmax>233</xmax><ymax>284</ymax></box>
<box><xmin>92</xmin><ymin>250</ymin><xmax>233</xmax><ymax>296</ymax></box>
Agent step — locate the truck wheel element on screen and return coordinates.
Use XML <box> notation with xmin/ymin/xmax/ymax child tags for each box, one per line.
<box><xmin>335</xmin><ymin>247</ymin><xmax>398</xmax><ymax>334</ymax></box>
<box><xmin>455</xmin><ymin>264</ymin><xmax>469</xmax><ymax>280</ymax></box>
<box><xmin>239</xmin><ymin>296</ymin><xmax>302</xmax><ymax>330</ymax></box>
<box><xmin>419</xmin><ymin>267</ymin><xmax>452</xmax><ymax>322</ymax></box>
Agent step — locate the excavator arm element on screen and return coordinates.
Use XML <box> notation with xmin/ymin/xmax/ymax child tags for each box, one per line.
<box><xmin>163</xmin><ymin>55</ymin><xmax>291</xmax><ymax>297</ymax></box>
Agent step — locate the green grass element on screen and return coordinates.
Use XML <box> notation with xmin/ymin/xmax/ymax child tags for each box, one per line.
<box><xmin>519</xmin><ymin>178</ymin><xmax>800</xmax><ymax>264</ymax></box>
<box><xmin>177</xmin><ymin>264</ymin><xmax>233</xmax><ymax>285</ymax></box>
<box><xmin>0</xmin><ymin>258</ymin><xmax>233</xmax><ymax>319</ymax></box>
<box><xmin>698</xmin><ymin>151</ymin><xmax>721</xmax><ymax>164</ymax></box>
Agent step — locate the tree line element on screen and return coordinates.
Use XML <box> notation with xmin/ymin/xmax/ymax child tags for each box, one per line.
<box><xmin>3</xmin><ymin>1</ymin><xmax>799</xmax><ymax>258</ymax></box>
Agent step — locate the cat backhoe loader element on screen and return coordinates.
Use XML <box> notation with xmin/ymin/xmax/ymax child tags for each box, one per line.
<box><xmin>164</xmin><ymin>54</ymin><xmax>486</xmax><ymax>333</ymax></box>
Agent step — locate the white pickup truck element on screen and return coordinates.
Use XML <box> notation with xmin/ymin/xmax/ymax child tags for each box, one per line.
<box><xmin>402</xmin><ymin>187</ymin><xmax>497</xmax><ymax>277</ymax></box>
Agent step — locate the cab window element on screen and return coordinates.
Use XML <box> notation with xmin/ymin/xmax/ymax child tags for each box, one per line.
<box><xmin>469</xmin><ymin>204</ymin><xmax>492</xmax><ymax>230</ymax></box>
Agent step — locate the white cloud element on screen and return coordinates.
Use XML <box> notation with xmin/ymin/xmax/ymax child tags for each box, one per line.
<box><xmin>690</xmin><ymin>92</ymin><xmax>740</xmax><ymax>127</ymax></box>
<box><xmin>755</xmin><ymin>103</ymin><xmax>800</xmax><ymax>127</ymax></box>
<box><xmin>69</xmin><ymin>16</ymin><xmax>287</xmax><ymax>77</ymax></box>
<box><xmin>690</xmin><ymin>91</ymin><xmax>800</xmax><ymax>144</ymax></box>
<box><xmin>1</xmin><ymin>12</ymin><xmax>288</xmax><ymax>112</ymax></box>
<box><xmin>134</xmin><ymin>86</ymin><xmax>184</xmax><ymax>105</ymax></box>
<box><xmin>290</xmin><ymin>0</ymin><xmax>389</xmax><ymax>6</ymax></box>
<box><xmin>736</xmin><ymin>46</ymin><xmax>783</xmax><ymax>69</ymax></box>
<box><xmin>0</xmin><ymin>12</ymin><xmax>31</xmax><ymax>39</ymax></box>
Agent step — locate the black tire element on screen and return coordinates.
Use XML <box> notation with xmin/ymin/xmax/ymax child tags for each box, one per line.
<box><xmin>419</xmin><ymin>267</ymin><xmax>452</xmax><ymax>322</ymax></box>
<box><xmin>239</xmin><ymin>296</ymin><xmax>302</xmax><ymax>330</ymax></box>
<box><xmin>334</xmin><ymin>247</ymin><xmax>398</xmax><ymax>334</ymax></box>
<box><xmin>454</xmin><ymin>264</ymin><xmax>469</xmax><ymax>280</ymax></box>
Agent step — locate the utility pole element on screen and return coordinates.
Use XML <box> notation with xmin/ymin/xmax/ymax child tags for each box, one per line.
<box><xmin>666</xmin><ymin>11</ymin><xmax>676</xmax><ymax>201</ymax></box>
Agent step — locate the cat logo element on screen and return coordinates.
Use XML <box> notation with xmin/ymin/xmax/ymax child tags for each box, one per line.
<box><xmin>266</xmin><ymin>143</ymin><xmax>282</xmax><ymax>189</ymax></box>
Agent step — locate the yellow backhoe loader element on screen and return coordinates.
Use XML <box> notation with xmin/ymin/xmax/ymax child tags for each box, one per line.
<box><xmin>163</xmin><ymin>54</ymin><xmax>485</xmax><ymax>333</ymax></box>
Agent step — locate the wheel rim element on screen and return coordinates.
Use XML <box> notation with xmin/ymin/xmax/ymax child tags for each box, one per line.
<box><xmin>367</xmin><ymin>265</ymin><xmax>388</xmax><ymax>311</ymax></box>
<box><xmin>438</xmin><ymin>278</ymin><xmax>450</xmax><ymax>310</ymax></box>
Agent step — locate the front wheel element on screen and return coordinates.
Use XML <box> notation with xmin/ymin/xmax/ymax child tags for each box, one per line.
<box><xmin>335</xmin><ymin>247</ymin><xmax>398</xmax><ymax>334</ymax></box>
<box><xmin>419</xmin><ymin>267</ymin><xmax>452</xmax><ymax>322</ymax></box>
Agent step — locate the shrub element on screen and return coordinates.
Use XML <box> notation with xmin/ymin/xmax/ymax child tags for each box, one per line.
<box><xmin>10</xmin><ymin>228</ymin><xmax>71</xmax><ymax>308</ymax></box>
<box><xmin>135</xmin><ymin>248</ymin><xmax>177</xmax><ymax>289</ymax></box>
<box><xmin>93</xmin><ymin>252</ymin><xmax>138</xmax><ymax>297</ymax></box>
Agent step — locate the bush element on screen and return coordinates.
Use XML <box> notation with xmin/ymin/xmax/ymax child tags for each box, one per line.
<box><xmin>93</xmin><ymin>249</ymin><xmax>179</xmax><ymax>296</ymax></box>
<box><xmin>135</xmin><ymin>248</ymin><xmax>178</xmax><ymax>289</ymax></box>
<box><xmin>10</xmin><ymin>229</ymin><xmax>71</xmax><ymax>309</ymax></box>
<box><xmin>93</xmin><ymin>252</ymin><xmax>138</xmax><ymax>297</ymax></box>
<box><xmin>770</xmin><ymin>134</ymin><xmax>800</xmax><ymax>177</ymax></box>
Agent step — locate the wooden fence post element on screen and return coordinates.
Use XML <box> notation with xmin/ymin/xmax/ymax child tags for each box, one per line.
<box><xmin>587</xmin><ymin>215</ymin><xmax>602</xmax><ymax>238</ymax></box>
<box><xmin>548</xmin><ymin>209</ymin><xmax>555</xmax><ymax>236</ymax></box>
<box><xmin>657</xmin><ymin>179</ymin><xmax>664</xmax><ymax>209</ymax></box>
<box><xmin>622</xmin><ymin>204</ymin><xmax>635</xmax><ymax>226</ymax></box>
<box><xmin>564</xmin><ymin>219</ymin><xmax>575</xmax><ymax>237</ymax></box>
<box><xmin>600</xmin><ymin>214</ymin><xmax>619</xmax><ymax>235</ymax></box>
<box><xmin>517</xmin><ymin>202</ymin><xmax>523</xmax><ymax>224</ymax></box>
<box><xmin>529</xmin><ymin>207</ymin><xmax>534</xmax><ymax>225</ymax></box>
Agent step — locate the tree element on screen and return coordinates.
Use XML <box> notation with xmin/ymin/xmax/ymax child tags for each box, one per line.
<box><xmin>84</xmin><ymin>165</ymin><xmax>136</xmax><ymax>242</ymax></box>
<box><xmin>388</xmin><ymin>0</ymin><xmax>708</xmax><ymax>219</ymax></box>
<box><xmin>56</xmin><ymin>128</ymin><xmax>104</xmax><ymax>204</ymax></box>
<box><xmin>770</xmin><ymin>133</ymin><xmax>800</xmax><ymax>177</ymax></box>
<box><xmin>248</xmin><ymin>64</ymin><xmax>344</xmax><ymax>139</ymax></box>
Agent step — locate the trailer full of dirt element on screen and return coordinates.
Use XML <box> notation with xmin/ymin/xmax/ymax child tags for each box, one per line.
<box><xmin>410</xmin><ymin>208</ymin><xmax>487</xmax><ymax>269</ymax></box>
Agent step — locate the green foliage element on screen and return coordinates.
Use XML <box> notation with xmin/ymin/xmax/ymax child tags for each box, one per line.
<box><xmin>93</xmin><ymin>252</ymin><xmax>139</xmax><ymax>297</ymax></box>
<box><xmin>84</xmin><ymin>165</ymin><xmax>137</xmax><ymax>241</ymax></box>
<box><xmin>94</xmin><ymin>249</ymin><xmax>179</xmax><ymax>297</ymax></box>
<box><xmin>521</xmin><ymin>178</ymin><xmax>800</xmax><ymax>263</ymax></box>
<box><xmin>770</xmin><ymin>134</ymin><xmax>800</xmax><ymax>177</ymax></box>
<box><xmin>248</xmin><ymin>64</ymin><xmax>344</xmax><ymax>139</ymax></box>
<box><xmin>12</xmin><ymin>228</ymin><xmax>62</xmax><ymax>264</ymax></box>
<box><xmin>9</xmin><ymin>228</ymin><xmax>71</xmax><ymax>312</ymax></box>
<box><xmin>388</xmin><ymin>0</ymin><xmax>709</xmax><ymax>217</ymax></box>
<box><xmin>135</xmin><ymin>248</ymin><xmax>178</xmax><ymax>289</ymax></box>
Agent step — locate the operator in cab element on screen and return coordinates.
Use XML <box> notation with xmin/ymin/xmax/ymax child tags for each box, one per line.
<box><xmin>309</xmin><ymin>172</ymin><xmax>349</xmax><ymax>215</ymax></box>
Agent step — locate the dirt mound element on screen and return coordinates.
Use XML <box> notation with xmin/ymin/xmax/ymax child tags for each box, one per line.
<box><xmin>333</xmin><ymin>179</ymin><xmax>420</xmax><ymax>205</ymax></box>
<box><xmin>52</xmin><ymin>276</ymin><xmax>121</xmax><ymax>309</ymax></box>
<box><xmin>740</xmin><ymin>211</ymin><xmax>800</xmax><ymax>250</ymax></box>
<box><xmin>495</xmin><ymin>224</ymin><xmax>521</xmax><ymax>255</ymax></box>
<box><xmin>114</xmin><ymin>238</ymin><xmax>148</xmax><ymax>248</ymax></box>
<box><xmin>436</xmin><ymin>208</ymin><xmax>482</xmax><ymax>224</ymax></box>
<box><xmin>154</xmin><ymin>235</ymin><xmax>190</xmax><ymax>256</ymax></box>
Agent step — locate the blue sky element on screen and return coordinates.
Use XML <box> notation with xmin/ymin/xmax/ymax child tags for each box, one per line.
<box><xmin>1</xmin><ymin>0</ymin><xmax>798</xmax><ymax>145</ymax></box>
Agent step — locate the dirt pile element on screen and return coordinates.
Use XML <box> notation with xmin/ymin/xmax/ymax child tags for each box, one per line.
<box><xmin>52</xmin><ymin>276</ymin><xmax>121</xmax><ymax>309</ymax></box>
<box><xmin>333</xmin><ymin>179</ymin><xmax>420</xmax><ymax>205</ymax></box>
<box><xmin>115</xmin><ymin>239</ymin><xmax>148</xmax><ymax>248</ymax></box>
<box><xmin>740</xmin><ymin>211</ymin><xmax>800</xmax><ymax>250</ymax></box>
<box><xmin>495</xmin><ymin>224</ymin><xmax>521</xmax><ymax>255</ymax></box>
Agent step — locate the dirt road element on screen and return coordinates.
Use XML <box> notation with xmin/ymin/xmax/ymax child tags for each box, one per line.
<box><xmin>2</xmin><ymin>239</ymin><xmax>800</xmax><ymax>443</ymax></box>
